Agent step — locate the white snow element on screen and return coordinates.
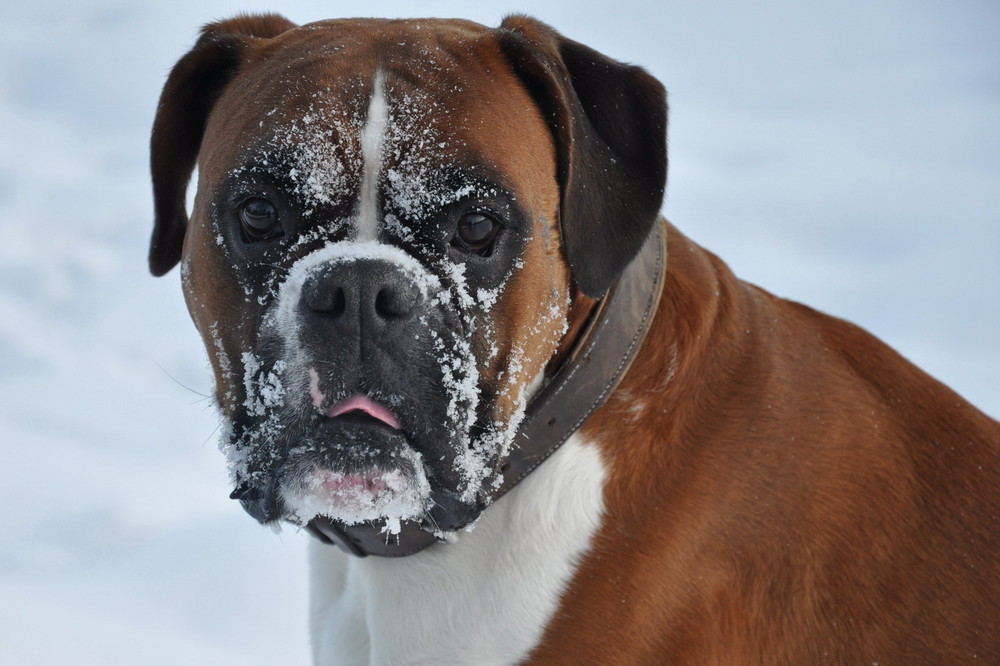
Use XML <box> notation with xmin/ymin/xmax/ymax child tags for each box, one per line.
<box><xmin>1</xmin><ymin>2</ymin><xmax>997</xmax><ymax>665</ymax></box>
<box><xmin>280</xmin><ymin>447</ymin><xmax>432</xmax><ymax>534</ymax></box>
<box><xmin>265</xmin><ymin>240</ymin><xmax>444</xmax><ymax>399</ymax></box>
<box><xmin>241</xmin><ymin>353</ymin><xmax>287</xmax><ymax>418</ymax></box>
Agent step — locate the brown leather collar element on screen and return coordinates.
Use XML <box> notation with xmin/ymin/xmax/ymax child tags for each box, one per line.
<box><xmin>307</xmin><ymin>219</ymin><xmax>668</xmax><ymax>556</ymax></box>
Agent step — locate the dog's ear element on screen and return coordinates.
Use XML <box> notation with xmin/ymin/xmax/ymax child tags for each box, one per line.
<box><xmin>149</xmin><ymin>13</ymin><xmax>297</xmax><ymax>276</ymax></box>
<box><xmin>496</xmin><ymin>16</ymin><xmax>667</xmax><ymax>298</ymax></box>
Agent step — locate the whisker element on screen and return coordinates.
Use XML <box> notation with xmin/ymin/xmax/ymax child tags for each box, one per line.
<box><xmin>155</xmin><ymin>361</ymin><xmax>213</xmax><ymax>401</ymax></box>
<box><xmin>422</xmin><ymin>499</ymin><xmax>442</xmax><ymax>533</ymax></box>
<box><xmin>201</xmin><ymin>421</ymin><xmax>223</xmax><ymax>448</ymax></box>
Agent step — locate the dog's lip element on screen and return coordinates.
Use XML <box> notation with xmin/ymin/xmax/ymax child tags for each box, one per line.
<box><xmin>318</xmin><ymin>470</ymin><xmax>391</xmax><ymax>496</ymax></box>
<box><xmin>327</xmin><ymin>394</ymin><xmax>401</xmax><ymax>430</ymax></box>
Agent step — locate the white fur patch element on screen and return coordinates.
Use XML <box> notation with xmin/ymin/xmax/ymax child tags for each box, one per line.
<box><xmin>308</xmin><ymin>434</ymin><xmax>607</xmax><ymax>665</ymax></box>
<box><xmin>357</xmin><ymin>72</ymin><xmax>388</xmax><ymax>243</ymax></box>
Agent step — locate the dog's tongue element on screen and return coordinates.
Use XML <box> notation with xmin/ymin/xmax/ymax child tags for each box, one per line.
<box><xmin>328</xmin><ymin>395</ymin><xmax>401</xmax><ymax>430</ymax></box>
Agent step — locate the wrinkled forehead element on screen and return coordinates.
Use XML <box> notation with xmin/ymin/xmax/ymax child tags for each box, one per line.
<box><xmin>199</xmin><ymin>19</ymin><xmax>555</xmax><ymax>203</ymax></box>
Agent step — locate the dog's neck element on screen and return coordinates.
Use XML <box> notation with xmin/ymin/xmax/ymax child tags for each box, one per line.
<box><xmin>308</xmin><ymin>434</ymin><xmax>607</xmax><ymax>665</ymax></box>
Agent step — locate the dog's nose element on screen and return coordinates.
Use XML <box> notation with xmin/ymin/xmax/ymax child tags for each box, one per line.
<box><xmin>301</xmin><ymin>259</ymin><xmax>422</xmax><ymax>330</ymax></box>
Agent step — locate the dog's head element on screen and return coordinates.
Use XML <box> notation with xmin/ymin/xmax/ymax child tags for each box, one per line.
<box><xmin>149</xmin><ymin>14</ymin><xmax>666</xmax><ymax>537</ymax></box>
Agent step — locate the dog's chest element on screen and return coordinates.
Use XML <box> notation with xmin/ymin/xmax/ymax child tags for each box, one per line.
<box><xmin>307</xmin><ymin>435</ymin><xmax>606</xmax><ymax>665</ymax></box>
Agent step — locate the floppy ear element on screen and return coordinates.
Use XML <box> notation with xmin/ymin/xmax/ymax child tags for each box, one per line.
<box><xmin>496</xmin><ymin>16</ymin><xmax>667</xmax><ymax>298</ymax></box>
<box><xmin>149</xmin><ymin>13</ymin><xmax>297</xmax><ymax>276</ymax></box>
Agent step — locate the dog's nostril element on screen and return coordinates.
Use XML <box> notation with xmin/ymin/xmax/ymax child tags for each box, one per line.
<box><xmin>301</xmin><ymin>263</ymin><xmax>420</xmax><ymax>323</ymax></box>
<box><xmin>304</xmin><ymin>282</ymin><xmax>346</xmax><ymax>316</ymax></box>
<box><xmin>375</xmin><ymin>283</ymin><xmax>419</xmax><ymax>318</ymax></box>
<box><xmin>329</xmin><ymin>288</ymin><xmax>346</xmax><ymax>317</ymax></box>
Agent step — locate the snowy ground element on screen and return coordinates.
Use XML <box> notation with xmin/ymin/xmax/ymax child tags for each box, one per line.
<box><xmin>1</xmin><ymin>0</ymin><xmax>996</xmax><ymax>663</ymax></box>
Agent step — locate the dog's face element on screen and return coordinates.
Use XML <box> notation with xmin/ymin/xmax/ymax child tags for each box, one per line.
<box><xmin>186</xmin><ymin>19</ymin><xmax>571</xmax><ymax>533</ymax></box>
<box><xmin>150</xmin><ymin>15</ymin><xmax>667</xmax><ymax>536</ymax></box>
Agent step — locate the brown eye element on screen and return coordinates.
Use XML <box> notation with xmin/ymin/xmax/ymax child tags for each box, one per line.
<box><xmin>239</xmin><ymin>198</ymin><xmax>281</xmax><ymax>242</ymax></box>
<box><xmin>454</xmin><ymin>212</ymin><xmax>499</xmax><ymax>254</ymax></box>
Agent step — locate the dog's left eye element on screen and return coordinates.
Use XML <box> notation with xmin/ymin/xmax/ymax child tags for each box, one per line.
<box><xmin>453</xmin><ymin>212</ymin><xmax>500</xmax><ymax>255</ymax></box>
<box><xmin>239</xmin><ymin>197</ymin><xmax>283</xmax><ymax>242</ymax></box>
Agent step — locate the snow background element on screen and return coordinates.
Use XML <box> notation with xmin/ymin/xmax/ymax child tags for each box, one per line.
<box><xmin>0</xmin><ymin>0</ymin><xmax>996</xmax><ymax>663</ymax></box>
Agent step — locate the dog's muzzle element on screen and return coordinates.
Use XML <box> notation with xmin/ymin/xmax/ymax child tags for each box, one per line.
<box><xmin>232</xmin><ymin>221</ymin><xmax>668</xmax><ymax>558</ymax></box>
<box><xmin>223</xmin><ymin>243</ymin><xmax>497</xmax><ymax>552</ymax></box>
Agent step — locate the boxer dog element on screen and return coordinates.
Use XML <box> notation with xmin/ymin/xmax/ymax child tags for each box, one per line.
<box><xmin>149</xmin><ymin>13</ymin><xmax>999</xmax><ymax>664</ymax></box>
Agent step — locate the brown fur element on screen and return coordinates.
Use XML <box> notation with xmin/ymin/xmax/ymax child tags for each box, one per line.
<box><xmin>531</xmin><ymin>225</ymin><xmax>1000</xmax><ymax>664</ymax></box>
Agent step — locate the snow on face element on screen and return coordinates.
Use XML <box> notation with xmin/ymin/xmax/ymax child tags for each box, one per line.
<box><xmin>279</xmin><ymin>446</ymin><xmax>432</xmax><ymax>536</ymax></box>
<box><xmin>216</xmin><ymin>68</ymin><xmax>562</xmax><ymax>531</ymax></box>
<box><xmin>244</xmin><ymin>97</ymin><xmax>359</xmax><ymax>220</ymax></box>
<box><xmin>221</xmin><ymin>350</ymin><xmax>289</xmax><ymax>488</ymax></box>
<box><xmin>265</xmin><ymin>240</ymin><xmax>443</xmax><ymax>367</ymax></box>
<box><xmin>256</xmin><ymin>238</ymin><xmax>487</xmax><ymax>525</ymax></box>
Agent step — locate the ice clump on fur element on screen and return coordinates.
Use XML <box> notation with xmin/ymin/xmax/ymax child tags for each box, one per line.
<box><xmin>219</xmin><ymin>353</ymin><xmax>291</xmax><ymax>487</ymax></box>
<box><xmin>231</xmin><ymin>96</ymin><xmax>361</xmax><ymax>218</ymax></box>
<box><xmin>280</xmin><ymin>448</ymin><xmax>432</xmax><ymax>535</ymax></box>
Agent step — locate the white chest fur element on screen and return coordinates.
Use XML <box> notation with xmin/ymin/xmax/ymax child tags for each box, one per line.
<box><xmin>308</xmin><ymin>435</ymin><xmax>607</xmax><ymax>665</ymax></box>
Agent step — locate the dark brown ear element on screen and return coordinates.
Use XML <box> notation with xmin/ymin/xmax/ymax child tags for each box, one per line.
<box><xmin>496</xmin><ymin>16</ymin><xmax>667</xmax><ymax>298</ymax></box>
<box><xmin>149</xmin><ymin>13</ymin><xmax>297</xmax><ymax>276</ymax></box>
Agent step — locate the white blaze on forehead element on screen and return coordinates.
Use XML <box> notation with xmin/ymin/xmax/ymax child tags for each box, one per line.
<box><xmin>357</xmin><ymin>71</ymin><xmax>389</xmax><ymax>243</ymax></box>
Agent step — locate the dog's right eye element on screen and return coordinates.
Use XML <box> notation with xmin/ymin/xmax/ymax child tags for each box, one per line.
<box><xmin>239</xmin><ymin>198</ymin><xmax>283</xmax><ymax>242</ymax></box>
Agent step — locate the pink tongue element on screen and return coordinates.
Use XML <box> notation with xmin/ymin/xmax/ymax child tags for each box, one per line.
<box><xmin>328</xmin><ymin>395</ymin><xmax>401</xmax><ymax>430</ymax></box>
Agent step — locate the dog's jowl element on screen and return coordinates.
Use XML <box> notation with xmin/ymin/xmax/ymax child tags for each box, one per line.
<box><xmin>150</xmin><ymin>14</ymin><xmax>999</xmax><ymax>665</ymax></box>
